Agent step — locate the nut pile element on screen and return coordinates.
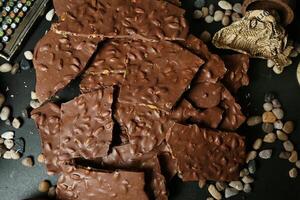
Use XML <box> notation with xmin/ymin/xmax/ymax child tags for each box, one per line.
<box><xmin>193</xmin><ymin>0</ymin><xmax>242</xmax><ymax>43</ymax></box>
<box><xmin>247</xmin><ymin>93</ymin><xmax>298</xmax><ymax>178</ymax></box>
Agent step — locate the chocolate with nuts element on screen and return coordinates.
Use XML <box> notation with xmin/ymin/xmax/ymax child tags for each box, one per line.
<box><xmin>222</xmin><ymin>54</ymin><xmax>250</xmax><ymax>93</ymax></box>
<box><xmin>56</xmin><ymin>166</ymin><xmax>149</xmax><ymax>200</ymax></box>
<box><xmin>59</xmin><ymin>88</ymin><xmax>114</xmax><ymax>161</ymax></box>
<box><xmin>180</xmin><ymin>34</ymin><xmax>227</xmax><ymax>83</ymax></box>
<box><xmin>166</xmin><ymin>123</ymin><xmax>246</xmax><ymax>182</ymax></box>
<box><xmin>33</xmin><ymin>30</ymin><xmax>100</xmax><ymax>103</ymax></box>
<box><xmin>115</xmin><ymin>102</ymin><xmax>172</xmax><ymax>153</ymax></box>
<box><xmin>31</xmin><ymin>102</ymin><xmax>62</xmax><ymax>175</ymax></box>
<box><xmin>101</xmin><ymin>144</ymin><xmax>168</xmax><ymax>200</ymax></box>
<box><xmin>53</xmin><ymin>0</ymin><xmax>189</xmax><ymax>42</ymax></box>
<box><xmin>118</xmin><ymin>40</ymin><xmax>204</xmax><ymax>111</ymax></box>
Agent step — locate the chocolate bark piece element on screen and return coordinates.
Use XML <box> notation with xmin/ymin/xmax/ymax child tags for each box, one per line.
<box><xmin>56</xmin><ymin>166</ymin><xmax>149</xmax><ymax>200</ymax></box>
<box><xmin>115</xmin><ymin>102</ymin><xmax>172</xmax><ymax>153</ymax></box>
<box><xmin>53</xmin><ymin>0</ymin><xmax>188</xmax><ymax>42</ymax></box>
<box><xmin>180</xmin><ymin>35</ymin><xmax>227</xmax><ymax>83</ymax></box>
<box><xmin>31</xmin><ymin>102</ymin><xmax>62</xmax><ymax>175</ymax></box>
<box><xmin>170</xmin><ymin>99</ymin><xmax>223</xmax><ymax>129</ymax></box>
<box><xmin>188</xmin><ymin>82</ymin><xmax>246</xmax><ymax>131</ymax></box>
<box><xmin>102</xmin><ymin>144</ymin><xmax>168</xmax><ymax>200</ymax></box>
<box><xmin>166</xmin><ymin>123</ymin><xmax>246</xmax><ymax>182</ymax></box>
<box><xmin>80</xmin><ymin>39</ymin><xmax>130</xmax><ymax>93</ymax></box>
<box><xmin>222</xmin><ymin>54</ymin><xmax>250</xmax><ymax>93</ymax></box>
<box><xmin>59</xmin><ymin>88</ymin><xmax>114</xmax><ymax>161</ymax></box>
<box><xmin>33</xmin><ymin>30</ymin><xmax>100</xmax><ymax>103</ymax></box>
<box><xmin>219</xmin><ymin>87</ymin><xmax>246</xmax><ymax>131</ymax></box>
<box><xmin>118</xmin><ymin>40</ymin><xmax>204</xmax><ymax>111</ymax></box>
<box><xmin>188</xmin><ymin>82</ymin><xmax>223</xmax><ymax>109</ymax></box>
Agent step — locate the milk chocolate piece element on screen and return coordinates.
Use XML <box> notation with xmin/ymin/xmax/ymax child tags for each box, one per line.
<box><xmin>170</xmin><ymin>99</ymin><xmax>223</xmax><ymax>129</ymax></box>
<box><xmin>80</xmin><ymin>40</ymin><xmax>129</xmax><ymax>93</ymax></box>
<box><xmin>59</xmin><ymin>88</ymin><xmax>114</xmax><ymax>161</ymax></box>
<box><xmin>220</xmin><ymin>87</ymin><xmax>246</xmax><ymax>131</ymax></box>
<box><xmin>188</xmin><ymin>82</ymin><xmax>223</xmax><ymax>109</ymax></box>
<box><xmin>180</xmin><ymin>35</ymin><xmax>227</xmax><ymax>83</ymax></box>
<box><xmin>115</xmin><ymin>102</ymin><xmax>172</xmax><ymax>153</ymax></box>
<box><xmin>33</xmin><ymin>30</ymin><xmax>100</xmax><ymax>103</ymax></box>
<box><xmin>166</xmin><ymin>123</ymin><xmax>246</xmax><ymax>182</ymax></box>
<box><xmin>53</xmin><ymin>0</ymin><xmax>188</xmax><ymax>42</ymax></box>
<box><xmin>118</xmin><ymin>40</ymin><xmax>204</xmax><ymax>111</ymax></box>
<box><xmin>188</xmin><ymin>82</ymin><xmax>246</xmax><ymax>131</ymax></box>
<box><xmin>222</xmin><ymin>54</ymin><xmax>250</xmax><ymax>93</ymax></box>
<box><xmin>56</xmin><ymin>166</ymin><xmax>149</xmax><ymax>200</ymax></box>
<box><xmin>31</xmin><ymin>102</ymin><xmax>62</xmax><ymax>175</ymax></box>
<box><xmin>102</xmin><ymin>144</ymin><xmax>168</xmax><ymax>200</ymax></box>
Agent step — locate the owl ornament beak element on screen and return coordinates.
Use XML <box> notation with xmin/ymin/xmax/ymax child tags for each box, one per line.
<box><xmin>212</xmin><ymin>0</ymin><xmax>296</xmax><ymax>74</ymax></box>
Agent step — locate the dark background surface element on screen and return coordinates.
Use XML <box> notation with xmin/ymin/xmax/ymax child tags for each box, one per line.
<box><xmin>0</xmin><ymin>0</ymin><xmax>300</xmax><ymax>199</ymax></box>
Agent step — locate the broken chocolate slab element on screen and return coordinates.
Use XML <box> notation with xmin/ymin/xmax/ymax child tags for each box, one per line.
<box><xmin>53</xmin><ymin>0</ymin><xmax>188</xmax><ymax>42</ymax></box>
<box><xmin>33</xmin><ymin>29</ymin><xmax>100</xmax><ymax>103</ymax></box>
<box><xmin>31</xmin><ymin>102</ymin><xmax>62</xmax><ymax>175</ymax></box>
<box><xmin>220</xmin><ymin>87</ymin><xmax>246</xmax><ymax>131</ymax></box>
<box><xmin>188</xmin><ymin>82</ymin><xmax>246</xmax><ymax>131</ymax></box>
<box><xmin>170</xmin><ymin>99</ymin><xmax>223</xmax><ymax>129</ymax></box>
<box><xmin>115</xmin><ymin>102</ymin><xmax>172</xmax><ymax>153</ymax></box>
<box><xmin>59</xmin><ymin>88</ymin><xmax>114</xmax><ymax>161</ymax></box>
<box><xmin>222</xmin><ymin>54</ymin><xmax>250</xmax><ymax>93</ymax></box>
<box><xmin>180</xmin><ymin>35</ymin><xmax>227</xmax><ymax>83</ymax></box>
<box><xmin>79</xmin><ymin>39</ymin><xmax>130</xmax><ymax>93</ymax></box>
<box><xmin>166</xmin><ymin>123</ymin><xmax>246</xmax><ymax>182</ymax></box>
<box><xmin>102</xmin><ymin>144</ymin><xmax>168</xmax><ymax>200</ymax></box>
<box><xmin>56</xmin><ymin>166</ymin><xmax>149</xmax><ymax>200</ymax></box>
<box><xmin>118</xmin><ymin>40</ymin><xmax>204</xmax><ymax>111</ymax></box>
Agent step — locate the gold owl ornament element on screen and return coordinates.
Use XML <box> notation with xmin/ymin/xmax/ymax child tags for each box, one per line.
<box><xmin>212</xmin><ymin>10</ymin><xmax>292</xmax><ymax>74</ymax></box>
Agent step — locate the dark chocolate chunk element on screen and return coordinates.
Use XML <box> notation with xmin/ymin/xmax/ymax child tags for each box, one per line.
<box><xmin>180</xmin><ymin>35</ymin><xmax>227</xmax><ymax>83</ymax></box>
<box><xmin>31</xmin><ymin>102</ymin><xmax>62</xmax><ymax>175</ymax></box>
<box><xmin>222</xmin><ymin>54</ymin><xmax>250</xmax><ymax>93</ymax></box>
<box><xmin>56</xmin><ymin>166</ymin><xmax>149</xmax><ymax>200</ymax></box>
<box><xmin>166</xmin><ymin>123</ymin><xmax>246</xmax><ymax>182</ymax></box>
<box><xmin>59</xmin><ymin>88</ymin><xmax>114</xmax><ymax>161</ymax></box>
<box><xmin>53</xmin><ymin>0</ymin><xmax>188</xmax><ymax>42</ymax></box>
<box><xmin>102</xmin><ymin>144</ymin><xmax>168</xmax><ymax>200</ymax></box>
<box><xmin>115</xmin><ymin>102</ymin><xmax>172</xmax><ymax>153</ymax></box>
<box><xmin>33</xmin><ymin>29</ymin><xmax>100</xmax><ymax>103</ymax></box>
<box><xmin>118</xmin><ymin>40</ymin><xmax>204</xmax><ymax>111</ymax></box>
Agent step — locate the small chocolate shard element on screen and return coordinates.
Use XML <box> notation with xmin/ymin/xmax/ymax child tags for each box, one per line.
<box><xmin>222</xmin><ymin>54</ymin><xmax>250</xmax><ymax>93</ymax></box>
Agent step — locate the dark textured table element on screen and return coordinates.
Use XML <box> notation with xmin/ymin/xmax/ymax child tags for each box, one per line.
<box><xmin>0</xmin><ymin>0</ymin><xmax>300</xmax><ymax>200</ymax></box>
